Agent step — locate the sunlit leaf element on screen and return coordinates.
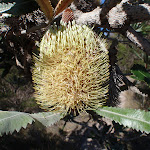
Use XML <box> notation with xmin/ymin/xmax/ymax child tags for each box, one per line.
<box><xmin>0</xmin><ymin>111</ymin><xmax>34</xmax><ymax>136</ymax></box>
<box><xmin>0</xmin><ymin>110</ymin><xmax>62</xmax><ymax>136</ymax></box>
<box><xmin>0</xmin><ymin>2</ymin><xmax>16</xmax><ymax>13</ymax></box>
<box><xmin>95</xmin><ymin>107</ymin><xmax>150</xmax><ymax>133</ymax></box>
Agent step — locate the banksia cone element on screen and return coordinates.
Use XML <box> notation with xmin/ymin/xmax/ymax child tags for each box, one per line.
<box><xmin>32</xmin><ymin>21</ymin><xmax>109</xmax><ymax>115</ymax></box>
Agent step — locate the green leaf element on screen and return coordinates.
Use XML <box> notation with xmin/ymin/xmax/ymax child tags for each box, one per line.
<box><xmin>30</xmin><ymin>112</ymin><xmax>63</xmax><ymax>127</ymax></box>
<box><xmin>0</xmin><ymin>110</ymin><xmax>63</xmax><ymax>136</ymax></box>
<box><xmin>0</xmin><ymin>111</ymin><xmax>34</xmax><ymax>136</ymax></box>
<box><xmin>95</xmin><ymin>107</ymin><xmax>150</xmax><ymax>133</ymax></box>
<box><xmin>1</xmin><ymin>0</ymin><xmax>39</xmax><ymax>15</ymax></box>
<box><xmin>131</xmin><ymin>64</ymin><xmax>150</xmax><ymax>87</ymax></box>
<box><xmin>0</xmin><ymin>2</ymin><xmax>16</xmax><ymax>13</ymax></box>
<box><xmin>131</xmin><ymin>22</ymin><xmax>150</xmax><ymax>36</ymax></box>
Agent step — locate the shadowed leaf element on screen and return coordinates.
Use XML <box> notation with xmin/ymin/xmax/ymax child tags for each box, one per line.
<box><xmin>131</xmin><ymin>64</ymin><xmax>150</xmax><ymax>87</ymax></box>
<box><xmin>2</xmin><ymin>0</ymin><xmax>39</xmax><ymax>15</ymax></box>
<box><xmin>36</xmin><ymin>0</ymin><xmax>54</xmax><ymax>21</ymax></box>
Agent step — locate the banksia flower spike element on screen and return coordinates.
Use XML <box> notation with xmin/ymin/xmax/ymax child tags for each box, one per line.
<box><xmin>32</xmin><ymin>21</ymin><xmax>110</xmax><ymax>115</ymax></box>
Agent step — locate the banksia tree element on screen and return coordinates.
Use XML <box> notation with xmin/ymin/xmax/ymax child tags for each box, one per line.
<box><xmin>32</xmin><ymin>21</ymin><xmax>110</xmax><ymax>115</ymax></box>
<box><xmin>1</xmin><ymin>0</ymin><xmax>150</xmax><ymax>137</ymax></box>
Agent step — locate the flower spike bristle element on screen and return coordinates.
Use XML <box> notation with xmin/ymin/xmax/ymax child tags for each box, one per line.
<box><xmin>32</xmin><ymin>21</ymin><xmax>110</xmax><ymax>115</ymax></box>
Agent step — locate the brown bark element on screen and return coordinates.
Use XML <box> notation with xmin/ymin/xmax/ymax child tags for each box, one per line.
<box><xmin>100</xmin><ymin>0</ymin><xmax>122</xmax><ymax>22</ymax></box>
<box><xmin>123</xmin><ymin>26</ymin><xmax>150</xmax><ymax>55</ymax></box>
<box><xmin>69</xmin><ymin>0</ymin><xmax>150</xmax><ymax>54</ymax></box>
<box><xmin>70</xmin><ymin>2</ymin><xmax>150</xmax><ymax>27</ymax></box>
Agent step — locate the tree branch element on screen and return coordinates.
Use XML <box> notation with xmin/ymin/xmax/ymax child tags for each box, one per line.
<box><xmin>100</xmin><ymin>0</ymin><xmax>122</xmax><ymax>22</ymax></box>
<box><xmin>71</xmin><ymin>5</ymin><xmax>101</xmax><ymax>26</ymax></box>
<box><xmin>108</xmin><ymin>2</ymin><xmax>150</xmax><ymax>27</ymax></box>
<box><xmin>70</xmin><ymin>2</ymin><xmax>150</xmax><ymax>27</ymax></box>
<box><xmin>123</xmin><ymin>26</ymin><xmax>150</xmax><ymax>55</ymax></box>
<box><xmin>69</xmin><ymin>1</ymin><xmax>150</xmax><ymax>55</ymax></box>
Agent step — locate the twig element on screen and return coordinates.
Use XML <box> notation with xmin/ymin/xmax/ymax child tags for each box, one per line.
<box><xmin>124</xmin><ymin>26</ymin><xmax>150</xmax><ymax>55</ymax></box>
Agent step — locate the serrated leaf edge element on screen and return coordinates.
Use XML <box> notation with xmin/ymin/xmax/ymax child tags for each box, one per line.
<box><xmin>36</xmin><ymin>0</ymin><xmax>54</xmax><ymax>21</ymax></box>
<box><xmin>0</xmin><ymin>111</ymin><xmax>63</xmax><ymax>136</ymax></box>
<box><xmin>0</xmin><ymin>2</ymin><xmax>16</xmax><ymax>13</ymax></box>
<box><xmin>95</xmin><ymin>107</ymin><xmax>150</xmax><ymax>134</ymax></box>
<box><xmin>0</xmin><ymin>111</ymin><xmax>35</xmax><ymax>136</ymax></box>
<box><xmin>30</xmin><ymin>112</ymin><xmax>63</xmax><ymax>127</ymax></box>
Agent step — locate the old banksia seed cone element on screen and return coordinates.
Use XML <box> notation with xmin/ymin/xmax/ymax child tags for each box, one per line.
<box><xmin>32</xmin><ymin>21</ymin><xmax>109</xmax><ymax>115</ymax></box>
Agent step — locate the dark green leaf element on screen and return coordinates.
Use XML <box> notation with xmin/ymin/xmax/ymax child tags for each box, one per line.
<box><xmin>2</xmin><ymin>0</ymin><xmax>39</xmax><ymax>15</ymax></box>
<box><xmin>131</xmin><ymin>64</ymin><xmax>150</xmax><ymax>87</ymax></box>
<box><xmin>1</xmin><ymin>63</ymin><xmax>12</xmax><ymax>78</ymax></box>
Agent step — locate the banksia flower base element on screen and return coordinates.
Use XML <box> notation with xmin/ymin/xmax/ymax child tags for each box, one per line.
<box><xmin>32</xmin><ymin>21</ymin><xmax>109</xmax><ymax>115</ymax></box>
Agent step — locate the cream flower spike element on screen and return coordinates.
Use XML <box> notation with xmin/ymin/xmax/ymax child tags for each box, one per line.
<box><xmin>32</xmin><ymin>21</ymin><xmax>110</xmax><ymax>115</ymax></box>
